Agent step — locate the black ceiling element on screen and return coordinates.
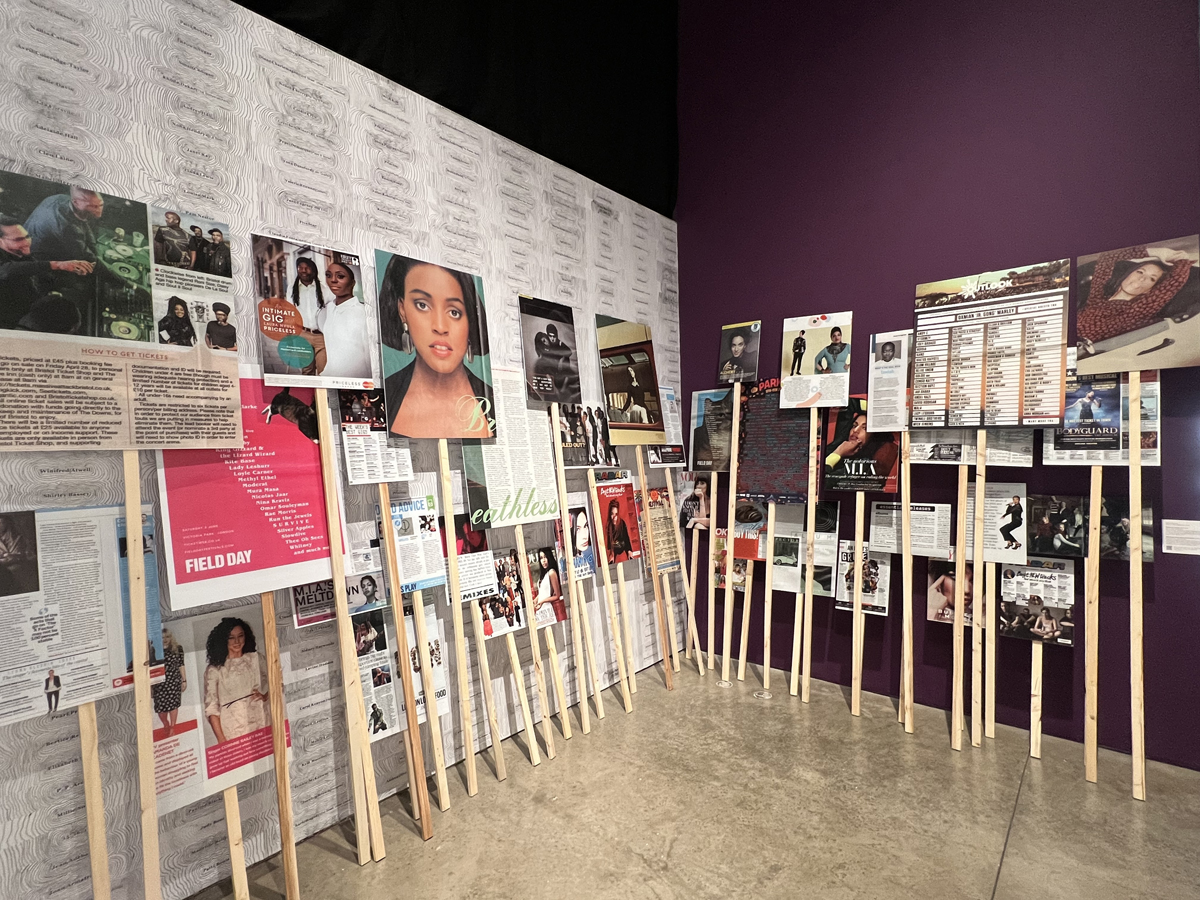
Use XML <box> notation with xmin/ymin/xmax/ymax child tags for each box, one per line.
<box><xmin>239</xmin><ymin>0</ymin><xmax>679</xmax><ymax>219</ymax></box>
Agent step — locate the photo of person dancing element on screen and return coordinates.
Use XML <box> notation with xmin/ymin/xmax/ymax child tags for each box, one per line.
<box><xmin>790</xmin><ymin>330</ymin><xmax>806</xmax><ymax>375</ymax></box>
<box><xmin>379</xmin><ymin>254</ymin><xmax>494</xmax><ymax>439</ymax></box>
<box><xmin>203</xmin><ymin>617</ymin><xmax>269</xmax><ymax>745</ymax></box>
<box><xmin>44</xmin><ymin>669</ymin><xmax>60</xmax><ymax>713</ymax></box>
<box><xmin>999</xmin><ymin>495</ymin><xmax>1023</xmax><ymax>550</ymax></box>
<box><xmin>152</xmin><ymin>628</ymin><xmax>186</xmax><ymax>735</ymax></box>
<box><xmin>605</xmin><ymin>499</ymin><xmax>633</xmax><ymax>562</ymax></box>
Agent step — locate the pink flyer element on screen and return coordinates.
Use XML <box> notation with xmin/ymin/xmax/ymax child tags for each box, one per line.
<box><xmin>157</xmin><ymin>378</ymin><xmax>332</xmax><ymax>609</ymax></box>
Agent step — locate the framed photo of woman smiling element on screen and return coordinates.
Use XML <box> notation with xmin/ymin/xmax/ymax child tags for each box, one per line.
<box><xmin>375</xmin><ymin>251</ymin><xmax>496</xmax><ymax>439</ymax></box>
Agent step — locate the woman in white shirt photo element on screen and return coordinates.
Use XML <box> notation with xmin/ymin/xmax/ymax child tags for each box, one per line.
<box><xmin>203</xmin><ymin>617</ymin><xmax>269</xmax><ymax>745</ymax></box>
<box><xmin>318</xmin><ymin>258</ymin><xmax>373</xmax><ymax>379</ymax></box>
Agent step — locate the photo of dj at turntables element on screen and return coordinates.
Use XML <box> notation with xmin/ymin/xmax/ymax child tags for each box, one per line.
<box><xmin>0</xmin><ymin>169</ymin><xmax>155</xmax><ymax>341</ymax></box>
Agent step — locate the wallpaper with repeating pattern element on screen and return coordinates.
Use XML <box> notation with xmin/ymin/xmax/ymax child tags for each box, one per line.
<box><xmin>0</xmin><ymin>1</ymin><xmax>683</xmax><ymax>897</ymax></box>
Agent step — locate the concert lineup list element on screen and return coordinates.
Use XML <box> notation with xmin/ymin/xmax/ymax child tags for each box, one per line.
<box><xmin>912</xmin><ymin>260</ymin><xmax>1069</xmax><ymax>428</ymax></box>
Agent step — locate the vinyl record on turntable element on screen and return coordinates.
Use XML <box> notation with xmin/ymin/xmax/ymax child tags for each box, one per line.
<box><xmin>110</xmin><ymin>320</ymin><xmax>140</xmax><ymax>340</ymax></box>
<box><xmin>814</xmin><ymin>502</ymin><xmax>838</xmax><ymax>533</ymax></box>
<box><xmin>111</xmin><ymin>261</ymin><xmax>139</xmax><ymax>281</ymax></box>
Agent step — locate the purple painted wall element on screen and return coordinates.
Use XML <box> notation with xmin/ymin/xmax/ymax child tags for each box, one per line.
<box><xmin>676</xmin><ymin>0</ymin><xmax>1200</xmax><ymax>770</ymax></box>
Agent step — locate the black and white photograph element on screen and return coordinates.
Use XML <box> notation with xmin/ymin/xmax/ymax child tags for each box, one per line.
<box><xmin>557</xmin><ymin>403</ymin><xmax>621</xmax><ymax>467</ymax></box>
<box><xmin>0</xmin><ymin>510</ymin><xmax>38</xmax><ymax>598</ymax></box>
<box><xmin>519</xmin><ymin>296</ymin><xmax>582</xmax><ymax>404</ymax></box>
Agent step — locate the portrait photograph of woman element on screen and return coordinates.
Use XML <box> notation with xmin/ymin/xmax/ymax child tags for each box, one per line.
<box><xmin>202</xmin><ymin>615</ymin><xmax>270</xmax><ymax>746</ymax></box>
<box><xmin>1075</xmin><ymin>234</ymin><xmax>1200</xmax><ymax>375</ymax></box>
<box><xmin>376</xmin><ymin>250</ymin><xmax>495</xmax><ymax>439</ymax></box>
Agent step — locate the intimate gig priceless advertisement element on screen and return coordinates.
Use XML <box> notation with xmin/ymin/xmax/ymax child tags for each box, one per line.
<box><xmin>157</xmin><ymin>379</ymin><xmax>332</xmax><ymax>610</ymax></box>
<box><xmin>252</xmin><ymin>234</ymin><xmax>377</xmax><ymax>390</ymax></box>
<box><xmin>0</xmin><ymin>168</ymin><xmax>241</xmax><ymax>450</ymax></box>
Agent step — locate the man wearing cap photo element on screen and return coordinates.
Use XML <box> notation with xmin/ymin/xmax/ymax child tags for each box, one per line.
<box><xmin>205</xmin><ymin>302</ymin><xmax>237</xmax><ymax>351</ymax></box>
<box><xmin>200</xmin><ymin>228</ymin><xmax>231</xmax><ymax>277</ymax></box>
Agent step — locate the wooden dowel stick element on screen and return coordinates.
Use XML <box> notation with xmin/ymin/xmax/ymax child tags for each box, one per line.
<box><xmin>505</xmin><ymin>632</ymin><xmax>540</xmax><ymax>765</ymax></box>
<box><xmin>379</xmin><ymin>481</ymin><xmax>445</xmax><ymax>817</ymax></box>
<box><xmin>799</xmin><ymin>406</ymin><xmax>820</xmax><ymax>701</ymax></box>
<box><xmin>436</xmin><ymin>438</ymin><xmax>482</xmax><ymax>790</ymax></box>
<box><xmin>122</xmin><ymin>451</ymin><xmax>163</xmax><ymax>899</ymax></box>
<box><xmin>1085</xmin><ymin>464</ymin><xmax>1103</xmax><ymax>782</ymax></box>
<box><xmin>78</xmin><ymin>702</ymin><xmax>111</xmax><ymax>900</ymax></box>
<box><xmin>405</xmin><ymin>589</ymin><xmax>450</xmax><ymax>811</ymax></box>
<box><xmin>720</xmin><ymin>382</ymin><xmax>743</xmax><ymax>682</ymax></box>
<box><xmin>550</xmin><ymin>405</ymin><xmax>594</xmax><ymax>731</ymax></box>
<box><xmin>951</xmin><ymin>463</ymin><xmax>969</xmax><ymax>751</ymax></box>
<box><xmin>312</xmin><ymin>393</ymin><xmax>375</xmax><ymax>862</ymax></box>
<box><xmin>259</xmin><ymin>592</ymin><xmax>307</xmax><ymax>882</ymax></box>
<box><xmin>514</xmin><ymin>525</ymin><xmax>557</xmax><ymax>757</ymax></box>
<box><xmin>573</xmin><ymin>559</ymin><xmax>606</xmax><ymax>718</ymax></box>
<box><xmin>707</xmin><ymin>471</ymin><xmax>719</xmax><ymax>670</ymax></box>
<box><xmin>542</xmin><ymin>625</ymin><xmax>572</xmax><ymax>738</ymax></box>
<box><xmin>400</xmin><ymin>727</ymin><xmax>419</xmax><ymax>821</ymax></box>
<box><xmin>665</xmin><ymin>472</ymin><xmax>705</xmax><ymax>675</ymax></box>
<box><xmin>736</xmin><ymin>560</ymin><xmax>755</xmax><ymax>681</ymax></box>
<box><xmin>661</xmin><ymin>572</ymin><xmax>681</xmax><ymax>672</ymax></box>
<box><xmin>635</xmin><ymin>447</ymin><xmax>676</xmax><ymax>691</ymax></box>
<box><xmin>1030</xmin><ymin>641</ymin><xmax>1043</xmax><ymax>759</ymax></box>
<box><xmin>762</xmin><ymin>502</ymin><xmax>777</xmax><ymax>690</ymax></box>
<box><xmin>851</xmin><ymin>491</ymin><xmax>865</xmax><ymax>717</ymax></box>
<box><xmin>687</xmin><ymin>527</ymin><xmax>700</xmax><ymax>660</ymax></box>
<box><xmin>615</xmin><ymin>563</ymin><xmax>638</xmax><ymax>693</ymax></box>
<box><xmin>972</xmin><ymin>429</ymin><xmax>987</xmax><ymax>748</ymax></box>
<box><xmin>985</xmin><ymin>562</ymin><xmax>996</xmax><ymax>741</ymax></box>
<box><xmin>1128</xmin><ymin>371</ymin><xmax>1146</xmax><ymax>801</ymax></box>
<box><xmin>222</xmin><ymin>787</ymin><xmax>250</xmax><ymax>900</ymax></box>
<box><xmin>586</xmin><ymin>470</ymin><xmax>633</xmax><ymax>711</ymax></box>
<box><xmin>900</xmin><ymin>431</ymin><xmax>915</xmax><ymax>733</ymax></box>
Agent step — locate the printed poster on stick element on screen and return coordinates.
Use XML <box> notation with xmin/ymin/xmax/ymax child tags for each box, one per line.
<box><xmin>157</xmin><ymin>378</ymin><xmax>331</xmax><ymax>610</ymax></box>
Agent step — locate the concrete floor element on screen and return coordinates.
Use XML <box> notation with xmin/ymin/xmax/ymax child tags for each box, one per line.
<box><xmin>195</xmin><ymin>664</ymin><xmax>1200</xmax><ymax>900</ymax></box>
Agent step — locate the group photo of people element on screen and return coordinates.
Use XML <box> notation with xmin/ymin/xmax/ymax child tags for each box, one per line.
<box><xmin>558</xmin><ymin>403</ymin><xmax>620</xmax><ymax>467</ymax></box>
<box><xmin>998</xmin><ymin>598</ymin><xmax>1075</xmax><ymax>647</ymax></box>
<box><xmin>481</xmin><ymin>551</ymin><xmax>528</xmax><ymax>639</ymax></box>
<box><xmin>151</xmin><ymin>206</ymin><xmax>232</xmax><ymax>278</ymax></box>
<box><xmin>338</xmin><ymin>389</ymin><xmax>387</xmax><ymax>428</ymax></box>
<box><xmin>1028</xmin><ymin>494</ymin><xmax>1086</xmax><ymax>557</ymax></box>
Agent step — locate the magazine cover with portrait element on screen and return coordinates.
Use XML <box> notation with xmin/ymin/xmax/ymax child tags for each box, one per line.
<box><xmin>1075</xmin><ymin>234</ymin><xmax>1200</xmax><ymax>375</ymax></box>
<box><xmin>822</xmin><ymin>397</ymin><xmax>899</xmax><ymax>493</ymax></box>
<box><xmin>253</xmin><ymin>234</ymin><xmax>377</xmax><ymax>389</ymax></box>
<box><xmin>595</xmin><ymin>314</ymin><xmax>666</xmax><ymax>445</ymax></box>
<box><xmin>675</xmin><ymin>471</ymin><xmax>712</xmax><ymax>531</ymax></box>
<box><xmin>525</xmin><ymin>545</ymin><xmax>569</xmax><ymax>629</ymax></box>
<box><xmin>555</xmin><ymin>494</ymin><xmax>597</xmax><ymax>580</ymax></box>
<box><xmin>717</xmin><ymin>320</ymin><xmax>761</xmax><ymax>384</ymax></box>
<box><xmin>779</xmin><ymin>311</ymin><xmax>852</xmax><ymax>409</ymax></box>
<box><xmin>376</xmin><ymin>251</ymin><xmax>495</xmax><ymax>439</ymax></box>
<box><xmin>519</xmin><ymin>295</ymin><xmax>581</xmax><ymax>405</ymax></box>
<box><xmin>151</xmin><ymin>606</ymin><xmax>285</xmax><ymax>815</ymax></box>
<box><xmin>594</xmin><ymin>474</ymin><xmax>643</xmax><ymax>564</ymax></box>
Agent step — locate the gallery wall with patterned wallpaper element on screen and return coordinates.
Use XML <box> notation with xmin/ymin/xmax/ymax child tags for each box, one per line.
<box><xmin>0</xmin><ymin>0</ymin><xmax>681</xmax><ymax>897</ymax></box>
